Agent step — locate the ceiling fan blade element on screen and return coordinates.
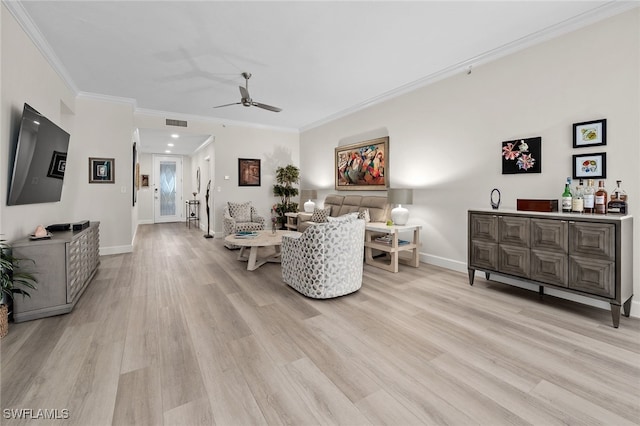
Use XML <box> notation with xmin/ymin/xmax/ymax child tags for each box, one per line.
<box><xmin>212</xmin><ymin>102</ymin><xmax>241</xmax><ymax>109</ymax></box>
<box><xmin>239</xmin><ymin>85</ymin><xmax>250</xmax><ymax>100</ymax></box>
<box><xmin>252</xmin><ymin>102</ymin><xmax>282</xmax><ymax>113</ymax></box>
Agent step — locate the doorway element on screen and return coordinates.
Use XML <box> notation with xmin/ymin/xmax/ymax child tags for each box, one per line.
<box><xmin>153</xmin><ymin>155</ymin><xmax>183</xmax><ymax>223</ymax></box>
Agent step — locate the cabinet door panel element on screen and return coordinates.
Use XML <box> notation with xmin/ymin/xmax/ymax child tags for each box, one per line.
<box><xmin>499</xmin><ymin>245</ymin><xmax>530</xmax><ymax>278</ymax></box>
<box><xmin>470</xmin><ymin>214</ymin><xmax>497</xmax><ymax>243</ymax></box>
<box><xmin>531</xmin><ymin>219</ymin><xmax>567</xmax><ymax>253</ymax></box>
<box><xmin>531</xmin><ymin>250</ymin><xmax>567</xmax><ymax>287</ymax></box>
<box><xmin>569</xmin><ymin>255</ymin><xmax>615</xmax><ymax>297</ymax></box>
<box><xmin>499</xmin><ymin>216</ymin><xmax>530</xmax><ymax>246</ymax></box>
<box><xmin>470</xmin><ymin>240</ymin><xmax>498</xmax><ymax>270</ymax></box>
<box><xmin>569</xmin><ymin>222</ymin><xmax>614</xmax><ymax>260</ymax></box>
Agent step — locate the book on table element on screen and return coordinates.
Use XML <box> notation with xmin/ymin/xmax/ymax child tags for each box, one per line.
<box><xmin>374</xmin><ymin>236</ymin><xmax>409</xmax><ymax>245</ymax></box>
<box><xmin>235</xmin><ymin>231</ymin><xmax>258</xmax><ymax>238</ymax></box>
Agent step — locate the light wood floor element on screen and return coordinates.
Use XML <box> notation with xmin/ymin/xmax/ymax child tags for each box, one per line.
<box><xmin>2</xmin><ymin>223</ymin><xmax>639</xmax><ymax>426</ymax></box>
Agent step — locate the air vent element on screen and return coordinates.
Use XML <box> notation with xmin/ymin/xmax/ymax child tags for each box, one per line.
<box><xmin>166</xmin><ymin>119</ymin><xmax>187</xmax><ymax>127</ymax></box>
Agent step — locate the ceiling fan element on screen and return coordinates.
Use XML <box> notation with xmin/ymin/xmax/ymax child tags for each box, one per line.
<box><xmin>213</xmin><ymin>72</ymin><xmax>282</xmax><ymax>112</ymax></box>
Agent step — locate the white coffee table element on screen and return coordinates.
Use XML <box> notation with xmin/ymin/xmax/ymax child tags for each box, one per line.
<box><xmin>224</xmin><ymin>230</ymin><xmax>301</xmax><ymax>271</ymax></box>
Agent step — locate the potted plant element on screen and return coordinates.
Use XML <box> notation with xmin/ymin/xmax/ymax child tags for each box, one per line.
<box><xmin>272</xmin><ymin>164</ymin><xmax>300</xmax><ymax>228</ymax></box>
<box><xmin>0</xmin><ymin>240</ymin><xmax>37</xmax><ymax>338</ymax></box>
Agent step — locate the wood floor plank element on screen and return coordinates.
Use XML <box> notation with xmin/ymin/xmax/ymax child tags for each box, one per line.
<box><xmin>1</xmin><ymin>222</ymin><xmax>638</xmax><ymax>426</ymax></box>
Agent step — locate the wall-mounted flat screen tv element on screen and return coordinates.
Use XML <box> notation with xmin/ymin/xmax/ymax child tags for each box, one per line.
<box><xmin>7</xmin><ymin>103</ymin><xmax>70</xmax><ymax>205</ymax></box>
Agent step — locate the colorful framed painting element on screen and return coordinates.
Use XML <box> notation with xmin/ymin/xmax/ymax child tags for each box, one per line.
<box><xmin>573</xmin><ymin>119</ymin><xmax>606</xmax><ymax>148</ymax></box>
<box><xmin>335</xmin><ymin>136</ymin><xmax>388</xmax><ymax>190</ymax></box>
<box><xmin>573</xmin><ymin>152</ymin><xmax>607</xmax><ymax>179</ymax></box>
<box><xmin>89</xmin><ymin>157</ymin><xmax>115</xmax><ymax>183</ymax></box>
<box><xmin>238</xmin><ymin>158</ymin><xmax>261</xmax><ymax>186</ymax></box>
<box><xmin>501</xmin><ymin>136</ymin><xmax>541</xmax><ymax>174</ymax></box>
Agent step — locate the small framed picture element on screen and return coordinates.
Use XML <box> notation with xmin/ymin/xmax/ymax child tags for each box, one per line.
<box><xmin>573</xmin><ymin>119</ymin><xmax>606</xmax><ymax>148</ymax></box>
<box><xmin>141</xmin><ymin>174</ymin><xmax>149</xmax><ymax>187</ymax></box>
<box><xmin>238</xmin><ymin>158</ymin><xmax>261</xmax><ymax>186</ymax></box>
<box><xmin>89</xmin><ymin>157</ymin><xmax>115</xmax><ymax>183</ymax></box>
<box><xmin>572</xmin><ymin>152</ymin><xmax>606</xmax><ymax>179</ymax></box>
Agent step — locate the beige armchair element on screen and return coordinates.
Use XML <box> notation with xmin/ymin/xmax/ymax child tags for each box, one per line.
<box><xmin>223</xmin><ymin>202</ymin><xmax>265</xmax><ymax>249</ymax></box>
<box><xmin>281</xmin><ymin>215</ymin><xmax>365</xmax><ymax>298</ymax></box>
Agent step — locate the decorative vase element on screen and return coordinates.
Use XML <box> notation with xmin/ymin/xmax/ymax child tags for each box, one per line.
<box><xmin>272</xmin><ymin>221</ymin><xmax>277</xmax><ymax>234</ymax></box>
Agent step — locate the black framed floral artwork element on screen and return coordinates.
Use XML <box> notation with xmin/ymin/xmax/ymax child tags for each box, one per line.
<box><xmin>501</xmin><ymin>136</ymin><xmax>541</xmax><ymax>174</ymax></box>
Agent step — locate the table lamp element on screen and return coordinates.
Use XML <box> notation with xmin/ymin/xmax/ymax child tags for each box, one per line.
<box><xmin>301</xmin><ymin>189</ymin><xmax>318</xmax><ymax>213</ymax></box>
<box><xmin>387</xmin><ymin>188</ymin><xmax>413</xmax><ymax>225</ymax></box>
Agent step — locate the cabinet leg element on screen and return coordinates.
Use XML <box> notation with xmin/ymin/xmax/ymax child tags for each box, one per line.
<box><xmin>468</xmin><ymin>268</ymin><xmax>475</xmax><ymax>286</ymax></box>
<box><xmin>610</xmin><ymin>303</ymin><xmax>621</xmax><ymax>328</ymax></box>
<box><xmin>484</xmin><ymin>272</ymin><xmax>490</xmax><ymax>281</ymax></box>
<box><xmin>539</xmin><ymin>286</ymin><xmax>544</xmax><ymax>297</ymax></box>
<box><xmin>623</xmin><ymin>296</ymin><xmax>633</xmax><ymax>317</ymax></box>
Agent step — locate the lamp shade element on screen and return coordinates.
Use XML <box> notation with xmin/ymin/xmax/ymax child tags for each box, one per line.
<box><xmin>301</xmin><ymin>189</ymin><xmax>318</xmax><ymax>213</ymax></box>
<box><xmin>387</xmin><ymin>188</ymin><xmax>413</xmax><ymax>205</ymax></box>
<box><xmin>387</xmin><ymin>188</ymin><xmax>413</xmax><ymax>226</ymax></box>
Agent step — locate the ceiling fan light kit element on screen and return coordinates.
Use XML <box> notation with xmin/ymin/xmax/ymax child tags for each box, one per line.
<box><xmin>213</xmin><ymin>72</ymin><xmax>282</xmax><ymax>113</ymax></box>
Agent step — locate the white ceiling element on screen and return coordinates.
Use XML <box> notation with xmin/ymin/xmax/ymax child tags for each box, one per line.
<box><xmin>9</xmin><ymin>1</ymin><xmax>636</xmax><ymax>154</ymax></box>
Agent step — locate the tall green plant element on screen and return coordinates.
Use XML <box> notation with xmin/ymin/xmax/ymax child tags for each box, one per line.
<box><xmin>0</xmin><ymin>241</ymin><xmax>37</xmax><ymax>303</ymax></box>
<box><xmin>272</xmin><ymin>164</ymin><xmax>300</xmax><ymax>219</ymax></box>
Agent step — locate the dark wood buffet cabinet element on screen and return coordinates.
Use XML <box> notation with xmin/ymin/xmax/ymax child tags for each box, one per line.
<box><xmin>468</xmin><ymin>210</ymin><xmax>633</xmax><ymax>327</ymax></box>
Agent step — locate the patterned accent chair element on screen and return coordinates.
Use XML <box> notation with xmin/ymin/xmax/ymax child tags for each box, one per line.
<box><xmin>281</xmin><ymin>215</ymin><xmax>365</xmax><ymax>298</ymax></box>
<box><xmin>223</xmin><ymin>202</ymin><xmax>265</xmax><ymax>249</ymax></box>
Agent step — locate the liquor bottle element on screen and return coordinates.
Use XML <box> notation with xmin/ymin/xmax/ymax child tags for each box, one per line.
<box><xmin>583</xmin><ymin>179</ymin><xmax>595</xmax><ymax>214</ymax></box>
<box><xmin>562</xmin><ymin>177</ymin><xmax>572</xmax><ymax>213</ymax></box>
<box><xmin>595</xmin><ymin>180</ymin><xmax>607</xmax><ymax>214</ymax></box>
<box><xmin>572</xmin><ymin>179</ymin><xmax>584</xmax><ymax>213</ymax></box>
<box><xmin>607</xmin><ymin>180</ymin><xmax>628</xmax><ymax>215</ymax></box>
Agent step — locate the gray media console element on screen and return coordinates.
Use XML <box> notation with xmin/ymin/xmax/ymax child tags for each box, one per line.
<box><xmin>11</xmin><ymin>222</ymin><xmax>100</xmax><ymax>322</ymax></box>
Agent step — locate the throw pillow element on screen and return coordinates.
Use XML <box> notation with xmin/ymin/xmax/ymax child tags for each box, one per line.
<box><xmin>310</xmin><ymin>207</ymin><xmax>330</xmax><ymax>223</ymax></box>
<box><xmin>328</xmin><ymin>212</ymin><xmax>358</xmax><ymax>222</ymax></box>
<box><xmin>228</xmin><ymin>202</ymin><xmax>252</xmax><ymax>223</ymax></box>
<box><xmin>358</xmin><ymin>208</ymin><xmax>371</xmax><ymax>222</ymax></box>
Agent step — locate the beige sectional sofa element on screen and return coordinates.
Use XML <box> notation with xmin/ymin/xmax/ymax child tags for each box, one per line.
<box><xmin>296</xmin><ymin>194</ymin><xmax>390</xmax><ymax>232</ymax></box>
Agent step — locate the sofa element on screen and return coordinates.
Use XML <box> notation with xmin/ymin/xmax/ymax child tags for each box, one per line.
<box><xmin>281</xmin><ymin>215</ymin><xmax>365</xmax><ymax>298</ymax></box>
<box><xmin>296</xmin><ymin>194</ymin><xmax>390</xmax><ymax>232</ymax></box>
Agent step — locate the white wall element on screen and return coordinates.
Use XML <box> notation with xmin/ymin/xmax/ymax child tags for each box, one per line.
<box><xmin>301</xmin><ymin>10</ymin><xmax>640</xmax><ymax>309</ymax></box>
<box><xmin>1</xmin><ymin>5</ymin><xmax>135</xmax><ymax>253</ymax></box>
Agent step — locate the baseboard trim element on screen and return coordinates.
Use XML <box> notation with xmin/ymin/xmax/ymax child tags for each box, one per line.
<box><xmin>100</xmin><ymin>245</ymin><xmax>133</xmax><ymax>256</ymax></box>
<box><xmin>418</xmin><ymin>251</ymin><xmax>639</xmax><ymax>319</ymax></box>
<box><xmin>138</xmin><ymin>219</ymin><xmax>154</xmax><ymax>225</ymax></box>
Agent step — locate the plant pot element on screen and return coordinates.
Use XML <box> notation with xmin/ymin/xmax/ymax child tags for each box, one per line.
<box><xmin>0</xmin><ymin>304</ymin><xmax>8</xmax><ymax>338</ymax></box>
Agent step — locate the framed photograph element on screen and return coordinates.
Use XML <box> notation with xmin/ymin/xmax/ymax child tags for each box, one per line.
<box><xmin>238</xmin><ymin>158</ymin><xmax>261</xmax><ymax>186</ymax></box>
<box><xmin>335</xmin><ymin>136</ymin><xmax>388</xmax><ymax>191</ymax></box>
<box><xmin>141</xmin><ymin>174</ymin><xmax>149</xmax><ymax>187</ymax></box>
<box><xmin>501</xmin><ymin>136</ymin><xmax>541</xmax><ymax>174</ymax></box>
<box><xmin>573</xmin><ymin>152</ymin><xmax>607</xmax><ymax>179</ymax></box>
<box><xmin>573</xmin><ymin>119</ymin><xmax>606</xmax><ymax>148</ymax></box>
<box><xmin>47</xmin><ymin>150</ymin><xmax>67</xmax><ymax>179</ymax></box>
<box><xmin>89</xmin><ymin>157</ymin><xmax>115</xmax><ymax>183</ymax></box>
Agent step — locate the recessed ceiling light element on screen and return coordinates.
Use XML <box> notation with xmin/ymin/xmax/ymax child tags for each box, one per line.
<box><xmin>171</xmin><ymin>134</ymin><xmax>179</xmax><ymax>139</ymax></box>
<box><xmin>165</xmin><ymin>150</ymin><xmax>171</xmax><ymax>153</ymax></box>
<box><xmin>167</xmin><ymin>143</ymin><xmax>174</xmax><ymax>147</ymax></box>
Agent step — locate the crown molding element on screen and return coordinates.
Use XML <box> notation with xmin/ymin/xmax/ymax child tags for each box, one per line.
<box><xmin>135</xmin><ymin>107</ymin><xmax>299</xmax><ymax>134</ymax></box>
<box><xmin>300</xmin><ymin>1</ymin><xmax>639</xmax><ymax>133</ymax></box>
<box><xmin>77</xmin><ymin>91</ymin><xmax>137</xmax><ymax>107</ymax></box>
<box><xmin>3</xmin><ymin>0</ymin><xmax>79</xmax><ymax>94</ymax></box>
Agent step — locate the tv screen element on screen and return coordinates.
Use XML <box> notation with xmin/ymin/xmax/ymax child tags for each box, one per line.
<box><xmin>7</xmin><ymin>103</ymin><xmax>70</xmax><ymax>205</ymax></box>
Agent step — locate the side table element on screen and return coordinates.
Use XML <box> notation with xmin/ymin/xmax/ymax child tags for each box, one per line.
<box><xmin>186</xmin><ymin>200</ymin><xmax>200</xmax><ymax>228</ymax></box>
<box><xmin>364</xmin><ymin>223</ymin><xmax>422</xmax><ymax>273</ymax></box>
<box><xmin>284</xmin><ymin>212</ymin><xmax>299</xmax><ymax>230</ymax></box>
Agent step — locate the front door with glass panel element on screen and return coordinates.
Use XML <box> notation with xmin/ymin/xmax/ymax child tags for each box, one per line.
<box><xmin>153</xmin><ymin>155</ymin><xmax>183</xmax><ymax>223</ymax></box>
